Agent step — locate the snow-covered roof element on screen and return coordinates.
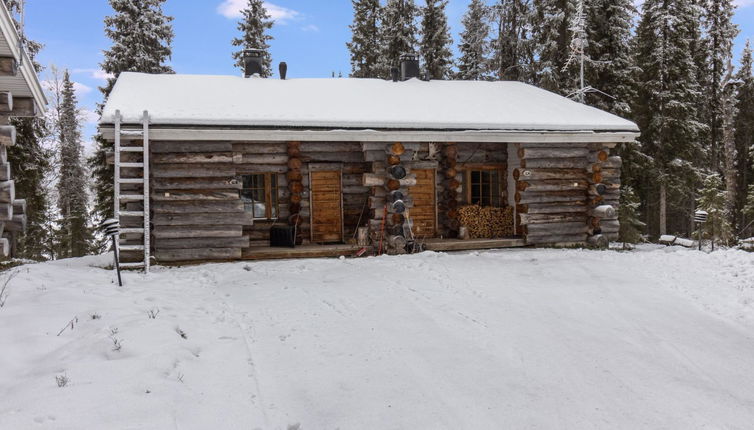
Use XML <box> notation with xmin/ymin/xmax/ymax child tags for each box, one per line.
<box><xmin>100</xmin><ymin>72</ymin><xmax>639</xmax><ymax>132</ymax></box>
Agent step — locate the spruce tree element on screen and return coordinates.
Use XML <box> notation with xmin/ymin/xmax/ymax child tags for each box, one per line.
<box><xmin>489</xmin><ymin>0</ymin><xmax>532</xmax><ymax>82</ymax></box>
<box><xmin>734</xmin><ymin>41</ymin><xmax>754</xmax><ymax>233</ymax></box>
<box><xmin>530</xmin><ymin>0</ymin><xmax>574</xmax><ymax>93</ymax></box>
<box><xmin>420</xmin><ymin>0</ymin><xmax>453</xmax><ymax>80</ymax></box>
<box><xmin>456</xmin><ymin>0</ymin><xmax>490</xmax><ymax>81</ymax></box>
<box><xmin>2</xmin><ymin>0</ymin><xmax>54</xmax><ymax>260</ymax></box>
<box><xmin>90</xmin><ymin>0</ymin><xmax>174</xmax><ymax>228</ymax></box>
<box><xmin>584</xmin><ymin>0</ymin><xmax>637</xmax><ymax>117</ymax></box>
<box><xmin>379</xmin><ymin>0</ymin><xmax>419</xmax><ymax>78</ymax></box>
<box><xmin>55</xmin><ymin>71</ymin><xmax>93</xmax><ymax>258</ymax></box>
<box><xmin>703</xmin><ymin>0</ymin><xmax>738</xmax><ymax>173</ymax></box>
<box><xmin>697</xmin><ymin>172</ymin><xmax>733</xmax><ymax>246</ymax></box>
<box><xmin>618</xmin><ymin>186</ymin><xmax>645</xmax><ymax>244</ymax></box>
<box><xmin>231</xmin><ymin>0</ymin><xmax>274</xmax><ymax>76</ymax></box>
<box><xmin>347</xmin><ymin>0</ymin><xmax>382</xmax><ymax>78</ymax></box>
<box><xmin>634</xmin><ymin>0</ymin><xmax>706</xmax><ymax>237</ymax></box>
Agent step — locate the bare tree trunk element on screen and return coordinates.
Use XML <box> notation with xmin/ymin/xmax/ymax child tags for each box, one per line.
<box><xmin>659</xmin><ymin>182</ymin><xmax>667</xmax><ymax>236</ymax></box>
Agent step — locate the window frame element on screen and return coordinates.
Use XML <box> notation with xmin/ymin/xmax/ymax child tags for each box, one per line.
<box><xmin>238</xmin><ymin>172</ymin><xmax>280</xmax><ymax>220</ymax></box>
<box><xmin>464</xmin><ymin>164</ymin><xmax>506</xmax><ymax>207</ymax></box>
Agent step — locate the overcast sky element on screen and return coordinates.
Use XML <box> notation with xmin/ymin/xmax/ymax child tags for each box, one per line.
<box><xmin>20</xmin><ymin>0</ymin><xmax>754</xmax><ymax>151</ymax></box>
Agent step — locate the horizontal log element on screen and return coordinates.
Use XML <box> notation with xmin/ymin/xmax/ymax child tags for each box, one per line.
<box><xmin>587</xmin><ymin>150</ymin><xmax>609</xmax><ymax>162</ymax></box>
<box><xmin>518</xmin><ymin>147</ymin><xmax>589</xmax><ymax>159</ymax></box>
<box><xmin>155</xmin><ymin>247</ymin><xmax>242</xmax><ymax>262</ymax></box>
<box><xmin>153</xmin><ymin>177</ymin><xmax>242</xmax><ymax>190</ymax></box>
<box><xmin>152</xmin><ymin>191</ymin><xmax>239</xmax><ymax>201</ymax></box>
<box><xmin>520</xmin><ymin>158</ymin><xmax>587</xmax><ymax>169</ymax></box>
<box><xmin>0</xmin><ymin>146</ymin><xmax>6</xmax><ymax>163</ymax></box>
<box><xmin>235</xmin><ymin>154</ymin><xmax>288</xmax><ymax>164</ymax></box>
<box><xmin>152</xmin><ymin>141</ymin><xmax>232</xmax><ymax>153</ymax></box>
<box><xmin>152</xmin><ymin>165</ymin><xmax>235</xmax><ymax>178</ymax></box>
<box><xmin>517</xmin><ymin>179</ymin><xmax>588</xmax><ymax>192</ymax></box>
<box><xmin>153</xmin><ymin>225</ymin><xmax>243</xmax><ymax>239</ymax></box>
<box><xmin>155</xmin><ymin>236</ymin><xmax>250</xmax><ymax>250</ymax></box>
<box><xmin>233</xmin><ymin>142</ymin><xmax>287</xmax><ymax>154</ymax></box>
<box><xmin>0</xmin><ymin>163</ymin><xmax>9</xmax><ymax>181</ymax></box>
<box><xmin>515</xmin><ymin>191</ymin><xmax>585</xmax><ymax>204</ymax></box>
<box><xmin>514</xmin><ymin>168</ymin><xmax>585</xmax><ymax>181</ymax></box>
<box><xmin>0</xmin><ymin>57</ymin><xmax>17</xmax><ymax>76</ymax></box>
<box><xmin>590</xmin><ymin>205</ymin><xmax>616</xmax><ymax>218</ymax></box>
<box><xmin>0</xmin><ymin>202</ymin><xmax>11</xmax><ymax>221</ymax></box>
<box><xmin>518</xmin><ymin>213</ymin><xmax>586</xmax><ymax>225</ymax></box>
<box><xmin>0</xmin><ymin>237</ymin><xmax>7</xmax><ymax>257</ymax></box>
<box><xmin>0</xmin><ymin>92</ymin><xmax>11</xmax><ymax>112</ymax></box>
<box><xmin>363</xmin><ymin>173</ymin><xmax>417</xmax><ymax>187</ymax></box>
<box><xmin>601</xmin><ymin>156</ymin><xmax>623</xmax><ymax>169</ymax></box>
<box><xmin>518</xmin><ymin>142</ymin><xmax>590</xmax><ymax>148</ymax></box>
<box><xmin>153</xmin><ymin>152</ymin><xmax>234</xmax><ymax>164</ymax></box>
<box><xmin>0</xmin><ymin>126</ymin><xmax>16</xmax><ymax>146</ymax></box>
<box><xmin>526</xmin><ymin>233</ymin><xmax>587</xmax><ymax>245</ymax></box>
<box><xmin>302</xmin><ymin>152</ymin><xmax>365</xmax><ymax>163</ymax></box>
<box><xmin>300</xmin><ymin>142</ymin><xmax>361</xmax><ymax>152</ymax></box>
<box><xmin>526</xmin><ymin>222</ymin><xmax>589</xmax><ymax>236</ymax></box>
<box><xmin>7</xmin><ymin>97</ymin><xmax>36</xmax><ymax>117</ymax></box>
<box><xmin>153</xmin><ymin>212</ymin><xmax>252</xmax><ymax>226</ymax></box>
<box><xmin>517</xmin><ymin>202</ymin><xmax>587</xmax><ymax>214</ymax></box>
<box><xmin>0</xmin><ymin>180</ymin><xmax>14</xmax><ymax>203</ymax></box>
<box><xmin>5</xmin><ymin>214</ymin><xmax>25</xmax><ymax>232</ymax></box>
<box><xmin>12</xmin><ymin>199</ymin><xmax>25</xmax><ymax>215</ymax></box>
<box><xmin>153</xmin><ymin>201</ymin><xmax>244</xmax><ymax>214</ymax></box>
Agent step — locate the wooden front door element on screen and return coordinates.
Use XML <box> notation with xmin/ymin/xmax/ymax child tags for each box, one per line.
<box><xmin>309</xmin><ymin>167</ymin><xmax>344</xmax><ymax>243</ymax></box>
<box><xmin>410</xmin><ymin>168</ymin><xmax>437</xmax><ymax>238</ymax></box>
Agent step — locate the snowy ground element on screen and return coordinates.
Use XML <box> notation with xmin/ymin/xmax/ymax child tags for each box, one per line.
<box><xmin>1</xmin><ymin>246</ymin><xmax>754</xmax><ymax>429</ymax></box>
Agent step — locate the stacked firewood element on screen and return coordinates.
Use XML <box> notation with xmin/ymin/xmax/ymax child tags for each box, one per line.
<box><xmin>459</xmin><ymin>205</ymin><xmax>514</xmax><ymax>238</ymax></box>
<box><xmin>287</xmin><ymin>141</ymin><xmax>304</xmax><ymax>243</ymax></box>
<box><xmin>438</xmin><ymin>143</ymin><xmax>460</xmax><ymax>237</ymax></box>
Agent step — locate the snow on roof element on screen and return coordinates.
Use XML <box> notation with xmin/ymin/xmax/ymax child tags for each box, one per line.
<box><xmin>100</xmin><ymin>72</ymin><xmax>639</xmax><ymax>132</ymax></box>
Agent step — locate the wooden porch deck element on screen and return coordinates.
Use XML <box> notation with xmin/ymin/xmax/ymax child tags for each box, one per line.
<box><xmin>241</xmin><ymin>237</ymin><xmax>527</xmax><ymax>261</ymax></box>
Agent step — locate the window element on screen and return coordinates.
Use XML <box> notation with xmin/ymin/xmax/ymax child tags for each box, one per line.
<box><xmin>239</xmin><ymin>173</ymin><xmax>279</xmax><ymax>220</ymax></box>
<box><xmin>466</xmin><ymin>167</ymin><xmax>504</xmax><ymax>207</ymax></box>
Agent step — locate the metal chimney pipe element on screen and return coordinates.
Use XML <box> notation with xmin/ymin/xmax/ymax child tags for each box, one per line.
<box><xmin>279</xmin><ymin>62</ymin><xmax>288</xmax><ymax>80</ymax></box>
<box><xmin>400</xmin><ymin>53</ymin><xmax>420</xmax><ymax>81</ymax></box>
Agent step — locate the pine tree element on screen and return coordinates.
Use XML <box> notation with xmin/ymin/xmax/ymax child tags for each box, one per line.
<box><xmin>55</xmin><ymin>71</ymin><xmax>94</xmax><ymax>258</ymax></box>
<box><xmin>697</xmin><ymin>172</ymin><xmax>733</xmax><ymax>246</ymax></box>
<box><xmin>231</xmin><ymin>0</ymin><xmax>274</xmax><ymax>76</ymax></box>
<box><xmin>734</xmin><ymin>41</ymin><xmax>754</xmax><ymax>235</ymax></box>
<box><xmin>584</xmin><ymin>0</ymin><xmax>637</xmax><ymax>117</ymax></box>
<box><xmin>420</xmin><ymin>0</ymin><xmax>453</xmax><ymax>80</ymax></box>
<box><xmin>2</xmin><ymin>0</ymin><xmax>54</xmax><ymax>260</ymax></box>
<box><xmin>703</xmin><ymin>0</ymin><xmax>738</xmax><ymax>174</ymax></box>
<box><xmin>530</xmin><ymin>0</ymin><xmax>574</xmax><ymax>93</ymax></box>
<box><xmin>633</xmin><ymin>0</ymin><xmax>706</xmax><ymax>237</ymax></box>
<box><xmin>489</xmin><ymin>0</ymin><xmax>532</xmax><ymax>82</ymax></box>
<box><xmin>379</xmin><ymin>0</ymin><xmax>419</xmax><ymax>78</ymax></box>
<box><xmin>618</xmin><ymin>185</ymin><xmax>645</xmax><ymax>244</ymax></box>
<box><xmin>90</xmin><ymin>0</ymin><xmax>174</xmax><ymax>229</ymax></box>
<box><xmin>456</xmin><ymin>0</ymin><xmax>490</xmax><ymax>81</ymax></box>
<box><xmin>347</xmin><ymin>0</ymin><xmax>382</xmax><ymax>78</ymax></box>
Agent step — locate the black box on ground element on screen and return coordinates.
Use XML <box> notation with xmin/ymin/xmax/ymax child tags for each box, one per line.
<box><xmin>270</xmin><ymin>225</ymin><xmax>296</xmax><ymax>248</ymax></box>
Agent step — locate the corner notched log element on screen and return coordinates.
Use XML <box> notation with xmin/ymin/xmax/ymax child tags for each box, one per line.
<box><xmin>0</xmin><ymin>126</ymin><xmax>16</xmax><ymax>147</ymax></box>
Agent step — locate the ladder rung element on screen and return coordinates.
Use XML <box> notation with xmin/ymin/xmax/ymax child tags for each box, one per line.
<box><xmin>119</xmin><ymin>245</ymin><xmax>145</xmax><ymax>252</ymax></box>
<box><xmin>119</xmin><ymin>262</ymin><xmax>145</xmax><ymax>269</ymax></box>
<box><xmin>118</xmin><ymin>178</ymin><xmax>144</xmax><ymax>184</ymax></box>
<box><xmin>120</xmin><ymin>162</ymin><xmax>144</xmax><ymax>168</ymax></box>
<box><xmin>121</xmin><ymin>130</ymin><xmax>143</xmax><ymax>136</ymax></box>
<box><xmin>120</xmin><ymin>228</ymin><xmax>145</xmax><ymax>234</ymax></box>
<box><xmin>119</xmin><ymin>211</ymin><xmax>144</xmax><ymax>217</ymax></box>
<box><xmin>120</xmin><ymin>147</ymin><xmax>144</xmax><ymax>152</ymax></box>
<box><xmin>119</xmin><ymin>194</ymin><xmax>144</xmax><ymax>201</ymax></box>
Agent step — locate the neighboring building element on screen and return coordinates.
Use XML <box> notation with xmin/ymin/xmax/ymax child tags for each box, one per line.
<box><xmin>0</xmin><ymin>3</ymin><xmax>46</xmax><ymax>257</ymax></box>
<box><xmin>99</xmin><ymin>53</ymin><xmax>639</xmax><ymax>267</ymax></box>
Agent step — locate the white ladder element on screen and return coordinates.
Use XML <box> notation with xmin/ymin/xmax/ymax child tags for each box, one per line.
<box><xmin>113</xmin><ymin>109</ymin><xmax>151</xmax><ymax>273</ymax></box>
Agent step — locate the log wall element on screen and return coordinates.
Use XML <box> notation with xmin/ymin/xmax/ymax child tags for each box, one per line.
<box><xmin>514</xmin><ymin>142</ymin><xmax>622</xmax><ymax>246</ymax></box>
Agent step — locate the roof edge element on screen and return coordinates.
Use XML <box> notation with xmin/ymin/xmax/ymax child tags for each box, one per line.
<box><xmin>0</xmin><ymin>2</ymin><xmax>47</xmax><ymax>113</ymax></box>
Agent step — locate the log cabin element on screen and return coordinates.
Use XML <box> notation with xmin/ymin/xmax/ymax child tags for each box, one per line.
<box><xmin>0</xmin><ymin>3</ymin><xmax>46</xmax><ymax>258</ymax></box>
<box><xmin>98</xmin><ymin>52</ymin><xmax>639</xmax><ymax>267</ymax></box>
